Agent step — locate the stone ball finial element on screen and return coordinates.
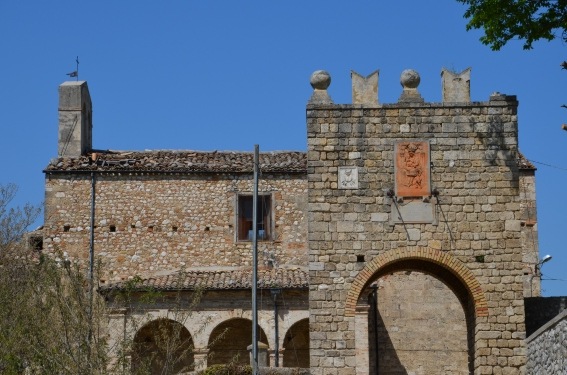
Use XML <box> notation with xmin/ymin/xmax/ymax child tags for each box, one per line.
<box><xmin>400</xmin><ymin>69</ymin><xmax>420</xmax><ymax>89</ymax></box>
<box><xmin>310</xmin><ymin>70</ymin><xmax>331</xmax><ymax>90</ymax></box>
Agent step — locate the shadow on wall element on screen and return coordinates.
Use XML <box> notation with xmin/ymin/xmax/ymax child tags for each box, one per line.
<box><xmin>283</xmin><ymin>318</ymin><xmax>310</xmax><ymax>368</ymax></box>
<box><xmin>476</xmin><ymin>100</ymin><xmax>519</xmax><ymax>190</ymax></box>
<box><xmin>368</xmin><ymin>291</ymin><xmax>406</xmax><ymax>375</ymax></box>
<box><xmin>208</xmin><ymin>318</ymin><xmax>268</xmax><ymax>366</ymax></box>
<box><xmin>365</xmin><ymin>269</ymin><xmax>473</xmax><ymax>375</ymax></box>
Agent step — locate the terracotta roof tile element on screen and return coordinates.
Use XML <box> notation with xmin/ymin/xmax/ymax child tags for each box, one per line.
<box><xmin>46</xmin><ymin>149</ymin><xmax>534</xmax><ymax>173</ymax></box>
<box><xmin>45</xmin><ymin>150</ymin><xmax>307</xmax><ymax>174</ymax></box>
<box><xmin>99</xmin><ymin>268</ymin><xmax>308</xmax><ymax>292</ymax></box>
<box><xmin>517</xmin><ymin>151</ymin><xmax>536</xmax><ymax>170</ymax></box>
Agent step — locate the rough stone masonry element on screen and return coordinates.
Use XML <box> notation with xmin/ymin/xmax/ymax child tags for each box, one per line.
<box><xmin>307</xmin><ymin>68</ymin><xmax>537</xmax><ymax>375</ymax></box>
<box><xmin>41</xmin><ymin>69</ymin><xmax>540</xmax><ymax>374</ymax></box>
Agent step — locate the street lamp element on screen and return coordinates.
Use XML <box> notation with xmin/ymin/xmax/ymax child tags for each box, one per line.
<box><xmin>538</xmin><ymin>254</ymin><xmax>552</xmax><ymax>267</ymax></box>
<box><xmin>270</xmin><ymin>288</ymin><xmax>281</xmax><ymax>367</ymax></box>
<box><xmin>529</xmin><ymin>255</ymin><xmax>553</xmax><ymax>297</ymax></box>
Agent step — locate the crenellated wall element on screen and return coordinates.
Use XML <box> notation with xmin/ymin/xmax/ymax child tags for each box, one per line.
<box><xmin>41</xmin><ymin>70</ymin><xmax>543</xmax><ymax>373</ymax></box>
<box><xmin>307</xmin><ymin>68</ymin><xmax>532</xmax><ymax>374</ymax></box>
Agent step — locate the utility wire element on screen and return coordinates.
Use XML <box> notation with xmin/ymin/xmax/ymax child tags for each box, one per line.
<box><xmin>528</xmin><ymin>159</ymin><xmax>567</xmax><ymax>172</ymax></box>
<box><xmin>541</xmin><ymin>277</ymin><xmax>567</xmax><ymax>282</ymax></box>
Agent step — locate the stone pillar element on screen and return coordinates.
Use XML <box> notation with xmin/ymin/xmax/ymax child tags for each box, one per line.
<box><xmin>248</xmin><ymin>342</ymin><xmax>269</xmax><ymax>367</ymax></box>
<box><xmin>58</xmin><ymin>81</ymin><xmax>93</xmax><ymax>157</ymax></box>
<box><xmin>398</xmin><ymin>69</ymin><xmax>424</xmax><ymax>103</ymax></box>
<box><xmin>308</xmin><ymin>70</ymin><xmax>333</xmax><ymax>105</ymax></box>
<box><xmin>106</xmin><ymin>308</ymin><xmax>129</xmax><ymax>372</ymax></box>
<box><xmin>355</xmin><ymin>304</ymin><xmax>370</xmax><ymax>375</ymax></box>
<box><xmin>193</xmin><ymin>348</ymin><xmax>209</xmax><ymax>372</ymax></box>
<box><xmin>268</xmin><ymin>348</ymin><xmax>283</xmax><ymax>367</ymax></box>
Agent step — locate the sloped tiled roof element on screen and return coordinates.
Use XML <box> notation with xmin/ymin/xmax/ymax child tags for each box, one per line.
<box><xmin>517</xmin><ymin>151</ymin><xmax>536</xmax><ymax>170</ymax></box>
<box><xmin>45</xmin><ymin>150</ymin><xmax>307</xmax><ymax>173</ymax></box>
<box><xmin>46</xmin><ymin>149</ymin><xmax>534</xmax><ymax>173</ymax></box>
<box><xmin>99</xmin><ymin>268</ymin><xmax>309</xmax><ymax>292</ymax></box>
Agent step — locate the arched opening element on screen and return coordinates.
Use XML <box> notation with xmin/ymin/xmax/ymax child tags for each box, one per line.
<box><xmin>207</xmin><ymin>318</ymin><xmax>268</xmax><ymax>366</ymax></box>
<box><xmin>282</xmin><ymin>318</ymin><xmax>309</xmax><ymax>368</ymax></box>
<box><xmin>362</xmin><ymin>259</ymin><xmax>475</xmax><ymax>375</ymax></box>
<box><xmin>132</xmin><ymin>318</ymin><xmax>194</xmax><ymax>375</ymax></box>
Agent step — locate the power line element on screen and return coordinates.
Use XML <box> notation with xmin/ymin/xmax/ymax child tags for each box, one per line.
<box><xmin>528</xmin><ymin>159</ymin><xmax>567</xmax><ymax>172</ymax></box>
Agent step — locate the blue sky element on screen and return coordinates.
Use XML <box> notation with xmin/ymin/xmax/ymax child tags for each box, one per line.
<box><xmin>1</xmin><ymin>1</ymin><xmax>566</xmax><ymax>296</ymax></box>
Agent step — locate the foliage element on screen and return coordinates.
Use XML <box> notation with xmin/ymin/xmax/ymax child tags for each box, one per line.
<box><xmin>0</xmin><ymin>184</ymin><xmax>211</xmax><ymax>374</ymax></box>
<box><xmin>109</xmin><ymin>279</ymin><xmax>206</xmax><ymax>375</ymax></box>
<box><xmin>0</xmin><ymin>183</ymin><xmax>40</xmax><ymax>251</ymax></box>
<box><xmin>0</xmin><ymin>251</ymin><xmax>108</xmax><ymax>373</ymax></box>
<box><xmin>0</xmin><ymin>183</ymin><xmax>108</xmax><ymax>374</ymax></box>
<box><xmin>0</xmin><ymin>253</ymin><xmax>207</xmax><ymax>374</ymax></box>
<box><xmin>458</xmin><ymin>0</ymin><xmax>567</xmax><ymax>50</ymax></box>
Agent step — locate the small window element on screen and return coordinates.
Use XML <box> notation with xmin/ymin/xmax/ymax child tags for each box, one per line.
<box><xmin>28</xmin><ymin>235</ymin><xmax>43</xmax><ymax>251</ymax></box>
<box><xmin>237</xmin><ymin>194</ymin><xmax>272</xmax><ymax>241</ymax></box>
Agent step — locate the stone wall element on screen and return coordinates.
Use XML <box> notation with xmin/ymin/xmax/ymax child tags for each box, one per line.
<box><xmin>524</xmin><ymin>297</ymin><xmax>567</xmax><ymax>336</ymax></box>
<box><xmin>371</xmin><ymin>271</ymin><xmax>470</xmax><ymax>374</ymax></box>
<box><xmin>44</xmin><ymin>173</ymin><xmax>307</xmax><ymax>281</ymax></box>
<box><xmin>519</xmin><ymin>170</ymin><xmax>540</xmax><ymax>298</ymax></box>
<box><xmin>106</xmin><ymin>288</ymin><xmax>309</xmax><ymax>371</ymax></box>
<box><xmin>526</xmin><ymin>308</ymin><xmax>567</xmax><ymax>374</ymax></box>
<box><xmin>307</xmin><ymin>71</ymin><xmax>529</xmax><ymax>374</ymax></box>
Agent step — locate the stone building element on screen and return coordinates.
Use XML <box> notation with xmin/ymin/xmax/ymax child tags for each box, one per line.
<box><xmin>45</xmin><ymin>82</ymin><xmax>310</xmax><ymax>372</ymax></box>
<box><xmin>41</xmin><ymin>68</ymin><xmax>542</xmax><ymax>374</ymax></box>
<box><xmin>306</xmin><ymin>69</ymin><xmax>539</xmax><ymax>375</ymax></box>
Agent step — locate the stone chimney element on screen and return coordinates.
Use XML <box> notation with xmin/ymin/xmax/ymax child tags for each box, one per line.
<box><xmin>58</xmin><ymin>81</ymin><xmax>92</xmax><ymax>157</ymax></box>
<box><xmin>441</xmin><ymin>68</ymin><xmax>471</xmax><ymax>102</ymax></box>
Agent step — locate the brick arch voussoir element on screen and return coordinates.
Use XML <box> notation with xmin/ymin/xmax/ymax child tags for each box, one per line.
<box><xmin>344</xmin><ymin>247</ymin><xmax>488</xmax><ymax>318</ymax></box>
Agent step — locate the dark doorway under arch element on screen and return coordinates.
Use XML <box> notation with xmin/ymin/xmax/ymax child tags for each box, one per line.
<box><xmin>365</xmin><ymin>265</ymin><xmax>474</xmax><ymax>375</ymax></box>
<box><xmin>282</xmin><ymin>318</ymin><xmax>309</xmax><ymax>368</ymax></box>
<box><xmin>208</xmin><ymin>318</ymin><xmax>268</xmax><ymax>366</ymax></box>
<box><xmin>132</xmin><ymin>318</ymin><xmax>194</xmax><ymax>375</ymax></box>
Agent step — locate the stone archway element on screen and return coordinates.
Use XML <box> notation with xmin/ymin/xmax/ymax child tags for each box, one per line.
<box><xmin>345</xmin><ymin>247</ymin><xmax>488</xmax><ymax>318</ymax></box>
<box><xmin>132</xmin><ymin>318</ymin><xmax>194</xmax><ymax>375</ymax></box>
<box><xmin>207</xmin><ymin>318</ymin><xmax>269</xmax><ymax>366</ymax></box>
<box><xmin>366</xmin><ymin>269</ymin><xmax>471</xmax><ymax>374</ymax></box>
<box><xmin>348</xmin><ymin>247</ymin><xmax>487</xmax><ymax>375</ymax></box>
<box><xmin>282</xmin><ymin>318</ymin><xmax>309</xmax><ymax>368</ymax></box>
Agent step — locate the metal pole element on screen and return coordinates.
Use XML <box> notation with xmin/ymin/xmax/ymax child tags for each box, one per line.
<box><xmin>371</xmin><ymin>285</ymin><xmax>379</xmax><ymax>374</ymax></box>
<box><xmin>272</xmin><ymin>290</ymin><xmax>279</xmax><ymax>367</ymax></box>
<box><xmin>252</xmin><ymin>145</ymin><xmax>259</xmax><ymax>374</ymax></box>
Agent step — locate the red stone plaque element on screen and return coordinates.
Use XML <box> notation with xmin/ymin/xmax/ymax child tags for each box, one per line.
<box><xmin>395</xmin><ymin>141</ymin><xmax>430</xmax><ymax>197</ymax></box>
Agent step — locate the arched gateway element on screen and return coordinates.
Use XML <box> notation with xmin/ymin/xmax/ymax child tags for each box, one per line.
<box><xmin>306</xmin><ymin>68</ymin><xmax>530</xmax><ymax>373</ymax></box>
<box><xmin>347</xmin><ymin>247</ymin><xmax>488</xmax><ymax>374</ymax></box>
<box><xmin>345</xmin><ymin>247</ymin><xmax>488</xmax><ymax>318</ymax></box>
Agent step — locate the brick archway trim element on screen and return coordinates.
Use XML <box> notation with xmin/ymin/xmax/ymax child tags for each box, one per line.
<box><xmin>344</xmin><ymin>247</ymin><xmax>488</xmax><ymax>317</ymax></box>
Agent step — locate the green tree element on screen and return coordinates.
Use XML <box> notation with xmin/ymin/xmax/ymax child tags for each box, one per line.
<box><xmin>458</xmin><ymin>0</ymin><xmax>567</xmax><ymax>50</ymax></box>
<box><xmin>0</xmin><ymin>184</ymin><xmax>217</xmax><ymax>374</ymax></box>
<box><xmin>0</xmin><ymin>183</ymin><xmax>40</xmax><ymax>252</ymax></box>
<box><xmin>0</xmin><ymin>183</ymin><xmax>109</xmax><ymax>373</ymax></box>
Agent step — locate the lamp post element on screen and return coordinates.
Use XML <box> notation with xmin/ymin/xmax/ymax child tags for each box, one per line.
<box><xmin>538</xmin><ymin>254</ymin><xmax>552</xmax><ymax>267</ymax></box>
<box><xmin>252</xmin><ymin>145</ymin><xmax>259</xmax><ymax>375</ymax></box>
<box><xmin>270</xmin><ymin>288</ymin><xmax>281</xmax><ymax>367</ymax></box>
<box><xmin>532</xmin><ymin>254</ymin><xmax>553</xmax><ymax>297</ymax></box>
